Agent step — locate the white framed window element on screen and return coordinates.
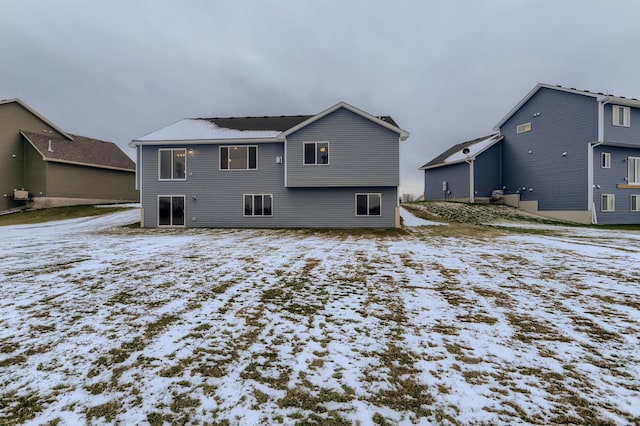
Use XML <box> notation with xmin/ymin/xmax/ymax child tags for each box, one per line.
<box><xmin>601</xmin><ymin>152</ymin><xmax>611</xmax><ymax>169</ymax></box>
<box><xmin>243</xmin><ymin>194</ymin><xmax>273</xmax><ymax>216</ymax></box>
<box><xmin>516</xmin><ymin>122</ymin><xmax>531</xmax><ymax>134</ymax></box>
<box><xmin>158</xmin><ymin>195</ymin><xmax>185</xmax><ymax>226</ymax></box>
<box><xmin>303</xmin><ymin>142</ymin><xmax>329</xmax><ymax>165</ymax></box>
<box><xmin>601</xmin><ymin>194</ymin><xmax>615</xmax><ymax>212</ymax></box>
<box><xmin>630</xmin><ymin>195</ymin><xmax>640</xmax><ymax>211</ymax></box>
<box><xmin>159</xmin><ymin>149</ymin><xmax>186</xmax><ymax>180</ymax></box>
<box><xmin>612</xmin><ymin>105</ymin><xmax>630</xmax><ymax>127</ymax></box>
<box><xmin>355</xmin><ymin>193</ymin><xmax>381</xmax><ymax>216</ymax></box>
<box><xmin>220</xmin><ymin>146</ymin><xmax>257</xmax><ymax>170</ymax></box>
<box><xmin>628</xmin><ymin>156</ymin><xmax>640</xmax><ymax>184</ymax></box>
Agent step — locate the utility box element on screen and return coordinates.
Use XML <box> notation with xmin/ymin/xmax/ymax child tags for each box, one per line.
<box><xmin>13</xmin><ymin>189</ymin><xmax>29</xmax><ymax>200</ymax></box>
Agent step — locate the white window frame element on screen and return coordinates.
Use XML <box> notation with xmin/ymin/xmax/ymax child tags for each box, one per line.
<box><xmin>628</xmin><ymin>156</ymin><xmax>640</xmax><ymax>184</ymax></box>
<box><xmin>303</xmin><ymin>141</ymin><xmax>330</xmax><ymax>165</ymax></box>
<box><xmin>243</xmin><ymin>194</ymin><xmax>273</xmax><ymax>217</ymax></box>
<box><xmin>516</xmin><ymin>122</ymin><xmax>531</xmax><ymax>134</ymax></box>
<box><xmin>158</xmin><ymin>195</ymin><xmax>186</xmax><ymax>227</ymax></box>
<box><xmin>355</xmin><ymin>193</ymin><xmax>382</xmax><ymax>217</ymax></box>
<box><xmin>219</xmin><ymin>146</ymin><xmax>258</xmax><ymax>171</ymax></box>
<box><xmin>601</xmin><ymin>152</ymin><xmax>611</xmax><ymax>169</ymax></box>
<box><xmin>612</xmin><ymin>105</ymin><xmax>630</xmax><ymax>127</ymax></box>
<box><xmin>630</xmin><ymin>195</ymin><xmax>640</xmax><ymax>212</ymax></box>
<box><xmin>601</xmin><ymin>194</ymin><xmax>615</xmax><ymax>212</ymax></box>
<box><xmin>158</xmin><ymin>148</ymin><xmax>187</xmax><ymax>181</ymax></box>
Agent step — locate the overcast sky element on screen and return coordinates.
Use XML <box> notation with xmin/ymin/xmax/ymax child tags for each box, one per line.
<box><xmin>2</xmin><ymin>0</ymin><xmax>640</xmax><ymax>196</ymax></box>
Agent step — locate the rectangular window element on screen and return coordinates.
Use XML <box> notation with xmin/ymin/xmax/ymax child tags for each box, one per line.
<box><xmin>220</xmin><ymin>146</ymin><xmax>257</xmax><ymax>170</ymax></box>
<box><xmin>158</xmin><ymin>196</ymin><xmax>185</xmax><ymax>226</ymax></box>
<box><xmin>355</xmin><ymin>193</ymin><xmax>381</xmax><ymax>216</ymax></box>
<box><xmin>631</xmin><ymin>195</ymin><xmax>640</xmax><ymax>211</ymax></box>
<box><xmin>628</xmin><ymin>157</ymin><xmax>640</xmax><ymax>184</ymax></box>
<box><xmin>159</xmin><ymin>149</ymin><xmax>186</xmax><ymax>180</ymax></box>
<box><xmin>601</xmin><ymin>152</ymin><xmax>611</xmax><ymax>168</ymax></box>
<box><xmin>303</xmin><ymin>142</ymin><xmax>329</xmax><ymax>165</ymax></box>
<box><xmin>601</xmin><ymin>194</ymin><xmax>615</xmax><ymax>212</ymax></box>
<box><xmin>613</xmin><ymin>105</ymin><xmax>630</xmax><ymax>127</ymax></box>
<box><xmin>516</xmin><ymin>122</ymin><xmax>531</xmax><ymax>134</ymax></box>
<box><xmin>243</xmin><ymin>194</ymin><xmax>273</xmax><ymax>216</ymax></box>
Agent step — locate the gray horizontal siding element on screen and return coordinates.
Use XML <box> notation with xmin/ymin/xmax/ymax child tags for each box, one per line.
<box><xmin>424</xmin><ymin>163</ymin><xmax>469</xmax><ymax>201</ymax></box>
<box><xmin>603</xmin><ymin>104</ymin><xmax>640</xmax><ymax>146</ymax></box>
<box><xmin>593</xmin><ymin>145</ymin><xmax>640</xmax><ymax>224</ymax></box>
<box><xmin>140</xmin><ymin>144</ymin><xmax>397</xmax><ymax>227</ymax></box>
<box><xmin>500</xmin><ymin>87</ymin><xmax>597</xmax><ymax>211</ymax></box>
<box><xmin>473</xmin><ymin>142</ymin><xmax>502</xmax><ymax>197</ymax></box>
<box><xmin>286</xmin><ymin>108</ymin><xmax>400</xmax><ymax>187</ymax></box>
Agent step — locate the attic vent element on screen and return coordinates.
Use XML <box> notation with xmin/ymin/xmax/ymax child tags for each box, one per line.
<box><xmin>47</xmin><ymin>140</ymin><xmax>54</xmax><ymax>152</ymax></box>
<box><xmin>516</xmin><ymin>122</ymin><xmax>532</xmax><ymax>134</ymax></box>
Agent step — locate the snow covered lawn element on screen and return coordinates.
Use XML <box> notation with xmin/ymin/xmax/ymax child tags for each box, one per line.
<box><xmin>1</xmin><ymin>210</ymin><xmax>639</xmax><ymax>425</ymax></box>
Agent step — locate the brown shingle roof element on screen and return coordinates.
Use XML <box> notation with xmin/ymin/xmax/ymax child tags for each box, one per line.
<box><xmin>22</xmin><ymin>131</ymin><xmax>135</xmax><ymax>172</ymax></box>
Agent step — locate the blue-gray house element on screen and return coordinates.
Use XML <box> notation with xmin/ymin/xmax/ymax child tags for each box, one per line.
<box><xmin>130</xmin><ymin>102</ymin><xmax>409</xmax><ymax>228</ymax></box>
<box><xmin>421</xmin><ymin>84</ymin><xmax>640</xmax><ymax>225</ymax></box>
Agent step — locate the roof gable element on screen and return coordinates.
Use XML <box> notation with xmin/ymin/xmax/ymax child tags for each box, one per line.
<box><xmin>22</xmin><ymin>131</ymin><xmax>135</xmax><ymax>172</ymax></box>
<box><xmin>419</xmin><ymin>134</ymin><xmax>503</xmax><ymax>170</ymax></box>
<box><xmin>494</xmin><ymin>83</ymin><xmax>640</xmax><ymax>131</ymax></box>
<box><xmin>1</xmin><ymin>98</ymin><xmax>73</xmax><ymax>140</ymax></box>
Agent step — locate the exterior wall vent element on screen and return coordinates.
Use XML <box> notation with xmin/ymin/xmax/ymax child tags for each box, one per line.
<box><xmin>14</xmin><ymin>189</ymin><xmax>29</xmax><ymax>200</ymax></box>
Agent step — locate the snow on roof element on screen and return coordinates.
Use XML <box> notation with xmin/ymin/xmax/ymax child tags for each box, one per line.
<box><xmin>136</xmin><ymin>118</ymin><xmax>281</xmax><ymax>141</ymax></box>
<box><xmin>443</xmin><ymin>134</ymin><xmax>502</xmax><ymax>164</ymax></box>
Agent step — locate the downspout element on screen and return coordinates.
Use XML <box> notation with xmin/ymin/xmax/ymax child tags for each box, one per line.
<box><xmin>589</xmin><ymin>96</ymin><xmax>611</xmax><ymax>223</ymax></box>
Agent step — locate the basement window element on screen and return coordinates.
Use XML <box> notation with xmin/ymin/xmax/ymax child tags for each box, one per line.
<box><xmin>356</xmin><ymin>193</ymin><xmax>381</xmax><ymax>216</ymax></box>
<box><xmin>631</xmin><ymin>195</ymin><xmax>640</xmax><ymax>211</ymax></box>
<box><xmin>601</xmin><ymin>194</ymin><xmax>615</xmax><ymax>212</ymax></box>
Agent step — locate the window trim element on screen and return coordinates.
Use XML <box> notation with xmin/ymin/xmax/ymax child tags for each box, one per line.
<box><xmin>158</xmin><ymin>195</ymin><xmax>186</xmax><ymax>227</ymax></box>
<box><xmin>516</xmin><ymin>122</ymin><xmax>531</xmax><ymax>134</ymax></box>
<box><xmin>601</xmin><ymin>194</ymin><xmax>615</xmax><ymax>212</ymax></box>
<box><xmin>243</xmin><ymin>194</ymin><xmax>273</xmax><ymax>217</ymax></box>
<box><xmin>219</xmin><ymin>145</ymin><xmax>258</xmax><ymax>171</ymax></box>
<box><xmin>601</xmin><ymin>152</ymin><xmax>611</xmax><ymax>169</ymax></box>
<box><xmin>631</xmin><ymin>195</ymin><xmax>640</xmax><ymax>212</ymax></box>
<box><xmin>628</xmin><ymin>156</ymin><xmax>640</xmax><ymax>184</ymax></box>
<box><xmin>612</xmin><ymin>105</ymin><xmax>630</xmax><ymax>127</ymax></box>
<box><xmin>303</xmin><ymin>141</ymin><xmax>330</xmax><ymax>165</ymax></box>
<box><xmin>355</xmin><ymin>193</ymin><xmax>382</xmax><ymax>217</ymax></box>
<box><xmin>158</xmin><ymin>148</ymin><xmax>187</xmax><ymax>181</ymax></box>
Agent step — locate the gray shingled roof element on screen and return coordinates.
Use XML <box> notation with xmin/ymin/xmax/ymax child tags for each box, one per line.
<box><xmin>419</xmin><ymin>134</ymin><xmax>502</xmax><ymax>169</ymax></box>
<box><xmin>200</xmin><ymin>114</ymin><xmax>399</xmax><ymax>131</ymax></box>
<box><xmin>22</xmin><ymin>131</ymin><xmax>135</xmax><ymax>172</ymax></box>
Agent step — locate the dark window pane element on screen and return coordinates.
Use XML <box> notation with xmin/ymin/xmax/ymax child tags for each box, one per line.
<box><xmin>159</xmin><ymin>197</ymin><xmax>171</xmax><ymax>225</ymax></box>
<box><xmin>249</xmin><ymin>146</ymin><xmax>257</xmax><ymax>169</ymax></box>
<box><xmin>172</xmin><ymin>196</ymin><xmax>185</xmax><ymax>225</ymax></box>
<box><xmin>369</xmin><ymin>194</ymin><xmax>381</xmax><ymax>216</ymax></box>
<box><xmin>263</xmin><ymin>195</ymin><xmax>272</xmax><ymax>216</ymax></box>
<box><xmin>173</xmin><ymin>150</ymin><xmax>186</xmax><ymax>179</ymax></box>
<box><xmin>253</xmin><ymin>195</ymin><xmax>263</xmax><ymax>216</ymax></box>
<box><xmin>317</xmin><ymin>143</ymin><xmax>329</xmax><ymax>164</ymax></box>
<box><xmin>356</xmin><ymin>194</ymin><xmax>368</xmax><ymax>216</ymax></box>
<box><xmin>160</xmin><ymin>150</ymin><xmax>172</xmax><ymax>179</ymax></box>
<box><xmin>228</xmin><ymin>146</ymin><xmax>248</xmax><ymax>169</ymax></box>
<box><xmin>304</xmin><ymin>143</ymin><xmax>315</xmax><ymax>164</ymax></box>
<box><xmin>220</xmin><ymin>147</ymin><xmax>229</xmax><ymax>169</ymax></box>
<box><xmin>244</xmin><ymin>195</ymin><xmax>252</xmax><ymax>216</ymax></box>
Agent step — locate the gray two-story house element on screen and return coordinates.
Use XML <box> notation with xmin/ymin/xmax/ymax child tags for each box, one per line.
<box><xmin>130</xmin><ymin>102</ymin><xmax>409</xmax><ymax>228</ymax></box>
<box><xmin>421</xmin><ymin>84</ymin><xmax>640</xmax><ymax>225</ymax></box>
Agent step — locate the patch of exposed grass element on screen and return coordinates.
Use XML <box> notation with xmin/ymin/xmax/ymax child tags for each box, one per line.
<box><xmin>0</xmin><ymin>391</ymin><xmax>50</xmax><ymax>424</ymax></box>
<box><xmin>0</xmin><ymin>205</ymin><xmax>134</xmax><ymax>226</ymax></box>
<box><xmin>85</xmin><ymin>401</ymin><xmax>121</xmax><ymax>423</ymax></box>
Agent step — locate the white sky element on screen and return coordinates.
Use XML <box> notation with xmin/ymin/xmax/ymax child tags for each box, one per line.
<box><xmin>2</xmin><ymin>0</ymin><xmax>640</xmax><ymax>196</ymax></box>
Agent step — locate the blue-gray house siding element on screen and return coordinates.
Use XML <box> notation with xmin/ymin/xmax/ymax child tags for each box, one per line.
<box><xmin>133</xmin><ymin>102</ymin><xmax>408</xmax><ymax>228</ymax></box>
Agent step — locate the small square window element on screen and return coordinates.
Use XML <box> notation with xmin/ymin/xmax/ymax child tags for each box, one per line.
<box><xmin>612</xmin><ymin>105</ymin><xmax>630</xmax><ymax>127</ymax></box>
<box><xmin>303</xmin><ymin>142</ymin><xmax>329</xmax><ymax>165</ymax></box>
<box><xmin>601</xmin><ymin>194</ymin><xmax>615</xmax><ymax>212</ymax></box>
<box><xmin>601</xmin><ymin>152</ymin><xmax>611</xmax><ymax>168</ymax></box>
<box><xmin>631</xmin><ymin>195</ymin><xmax>640</xmax><ymax>212</ymax></box>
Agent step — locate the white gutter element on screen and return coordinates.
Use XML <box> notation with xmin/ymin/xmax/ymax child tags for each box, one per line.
<box><xmin>589</xmin><ymin>96</ymin><xmax>611</xmax><ymax>223</ymax></box>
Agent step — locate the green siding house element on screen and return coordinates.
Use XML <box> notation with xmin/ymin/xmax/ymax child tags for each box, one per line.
<box><xmin>0</xmin><ymin>98</ymin><xmax>137</xmax><ymax>212</ymax></box>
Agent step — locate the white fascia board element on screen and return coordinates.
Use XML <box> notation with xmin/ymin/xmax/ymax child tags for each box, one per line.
<box><xmin>280</xmin><ymin>101</ymin><xmax>410</xmax><ymax>141</ymax></box>
<box><xmin>129</xmin><ymin>137</ymin><xmax>284</xmax><ymax>147</ymax></box>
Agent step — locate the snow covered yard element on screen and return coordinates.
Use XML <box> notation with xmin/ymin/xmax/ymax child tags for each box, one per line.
<box><xmin>1</xmin><ymin>210</ymin><xmax>639</xmax><ymax>425</ymax></box>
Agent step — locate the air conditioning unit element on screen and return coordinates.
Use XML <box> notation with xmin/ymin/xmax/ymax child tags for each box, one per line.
<box><xmin>13</xmin><ymin>189</ymin><xmax>29</xmax><ymax>200</ymax></box>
